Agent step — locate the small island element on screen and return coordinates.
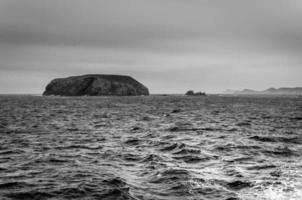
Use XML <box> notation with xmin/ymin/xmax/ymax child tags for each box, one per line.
<box><xmin>43</xmin><ymin>74</ymin><xmax>149</xmax><ymax>96</ymax></box>
<box><xmin>185</xmin><ymin>90</ymin><xmax>206</xmax><ymax>96</ymax></box>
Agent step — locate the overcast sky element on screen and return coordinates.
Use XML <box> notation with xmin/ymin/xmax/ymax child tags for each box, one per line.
<box><xmin>0</xmin><ymin>0</ymin><xmax>301</xmax><ymax>94</ymax></box>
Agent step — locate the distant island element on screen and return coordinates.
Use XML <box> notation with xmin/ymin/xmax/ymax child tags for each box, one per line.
<box><xmin>43</xmin><ymin>74</ymin><xmax>149</xmax><ymax>96</ymax></box>
<box><xmin>185</xmin><ymin>90</ymin><xmax>206</xmax><ymax>96</ymax></box>
<box><xmin>223</xmin><ymin>87</ymin><xmax>302</xmax><ymax>95</ymax></box>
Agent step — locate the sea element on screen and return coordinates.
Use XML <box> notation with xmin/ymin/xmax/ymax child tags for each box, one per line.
<box><xmin>0</xmin><ymin>95</ymin><xmax>302</xmax><ymax>200</ymax></box>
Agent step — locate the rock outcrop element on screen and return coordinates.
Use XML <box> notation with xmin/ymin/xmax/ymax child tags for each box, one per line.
<box><xmin>43</xmin><ymin>74</ymin><xmax>149</xmax><ymax>96</ymax></box>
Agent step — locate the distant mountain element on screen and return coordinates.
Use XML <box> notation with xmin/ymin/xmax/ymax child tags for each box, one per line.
<box><xmin>223</xmin><ymin>87</ymin><xmax>302</xmax><ymax>95</ymax></box>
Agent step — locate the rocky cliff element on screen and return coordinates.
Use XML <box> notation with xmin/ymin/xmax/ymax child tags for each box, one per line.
<box><xmin>43</xmin><ymin>74</ymin><xmax>149</xmax><ymax>96</ymax></box>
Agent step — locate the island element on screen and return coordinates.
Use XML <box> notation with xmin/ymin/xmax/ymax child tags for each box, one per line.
<box><xmin>43</xmin><ymin>74</ymin><xmax>149</xmax><ymax>96</ymax></box>
<box><xmin>185</xmin><ymin>90</ymin><xmax>206</xmax><ymax>96</ymax></box>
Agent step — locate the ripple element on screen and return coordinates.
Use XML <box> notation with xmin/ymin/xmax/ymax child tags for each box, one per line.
<box><xmin>225</xmin><ymin>180</ymin><xmax>253</xmax><ymax>191</ymax></box>
<box><xmin>250</xmin><ymin>136</ymin><xmax>302</xmax><ymax>144</ymax></box>
<box><xmin>150</xmin><ymin>168</ymin><xmax>191</xmax><ymax>184</ymax></box>
<box><xmin>1</xmin><ymin>95</ymin><xmax>302</xmax><ymax>200</ymax></box>
<box><xmin>262</xmin><ymin>146</ymin><xmax>298</xmax><ymax>157</ymax></box>
<box><xmin>0</xmin><ymin>182</ymin><xmax>35</xmax><ymax>190</ymax></box>
<box><xmin>173</xmin><ymin>155</ymin><xmax>213</xmax><ymax>163</ymax></box>
<box><xmin>160</xmin><ymin>142</ymin><xmax>186</xmax><ymax>151</ymax></box>
<box><xmin>173</xmin><ymin>148</ymin><xmax>201</xmax><ymax>155</ymax></box>
<box><xmin>6</xmin><ymin>191</ymin><xmax>54</xmax><ymax>200</ymax></box>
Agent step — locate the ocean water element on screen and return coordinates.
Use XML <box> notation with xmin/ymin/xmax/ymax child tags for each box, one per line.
<box><xmin>0</xmin><ymin>95</ymin><xmax>302</xmax><ymax>200</ymax></box>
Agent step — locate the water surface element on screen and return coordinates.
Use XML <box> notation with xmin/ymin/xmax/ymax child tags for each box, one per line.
<box><xmin>0</xmin><ymin>95</ymin><xmax>302</xmax><ymax>200</ymax></box>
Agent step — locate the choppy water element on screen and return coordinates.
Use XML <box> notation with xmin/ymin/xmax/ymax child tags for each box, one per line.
<box><xmin>0</xmin><ymin>95</ymin><xmax>302</xmax><ymax>200</ymax></box>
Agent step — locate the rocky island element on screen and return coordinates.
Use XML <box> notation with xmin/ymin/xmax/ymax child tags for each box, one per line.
<box><xmin>43</xmin><ymin>74</ymin><xmax>149</xmax><ymax>96</ymax></box>
<box><xmin>185</xmin><ymin>90</ymin><xmax>206</xmax><ymax>96</ymax></box>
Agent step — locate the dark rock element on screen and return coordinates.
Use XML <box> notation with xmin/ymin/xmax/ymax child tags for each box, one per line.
<box><xmin>43</xmin><ymin>74</ymin><xmax>149</xmax><ymax>96</ymax></box>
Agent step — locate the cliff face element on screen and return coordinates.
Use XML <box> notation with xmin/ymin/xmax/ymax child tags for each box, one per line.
<box><xmin>43</xmin><ymin>74</ymin><xmax>149</xmax><ymax>96</ymax></box>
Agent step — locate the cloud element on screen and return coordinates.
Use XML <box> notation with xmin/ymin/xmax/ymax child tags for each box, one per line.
<box><xmin>1</xmin><ymin>0</ymin><xmax>302</xmax><ymax>50</ymax></box>
<box><xmin>0</xmin><ymin>0</ymin><xmax>301</xmax><ymax>93</ymax></box>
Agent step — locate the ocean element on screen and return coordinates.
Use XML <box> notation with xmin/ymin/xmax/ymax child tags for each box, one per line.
<box><xmin>0</xmin><ymin>95</ymin><xmax>302</xmax><ymax>200</ymax></box>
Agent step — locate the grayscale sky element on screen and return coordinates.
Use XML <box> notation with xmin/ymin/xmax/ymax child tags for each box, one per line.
<box><xmin>0</xmin><ymin>0</ymin><xmax>302</xmax><ymax>94</ymax></box>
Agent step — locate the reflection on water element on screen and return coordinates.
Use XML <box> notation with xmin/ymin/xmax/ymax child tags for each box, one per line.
<box><xmin>240</xmin><ymin>162</ymin><xmax>302</xmax><ymax>200</ymax></box>
<box><xmin>0</xmin><ymin>95</ymin><xmax>301</xmax><ymax>200</ymax></box>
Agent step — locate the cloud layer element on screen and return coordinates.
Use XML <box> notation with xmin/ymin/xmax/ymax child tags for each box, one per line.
<box><xmin>0</xmin><ymin>0</ymin><xmax>301</xmax><ymax>93</ymax></box>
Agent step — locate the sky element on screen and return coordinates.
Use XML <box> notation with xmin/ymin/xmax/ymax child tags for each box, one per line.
<box><xmin>0</xmin><ymin>0</ymin><xmax>302</xmax><ymax>94</ymax></box>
